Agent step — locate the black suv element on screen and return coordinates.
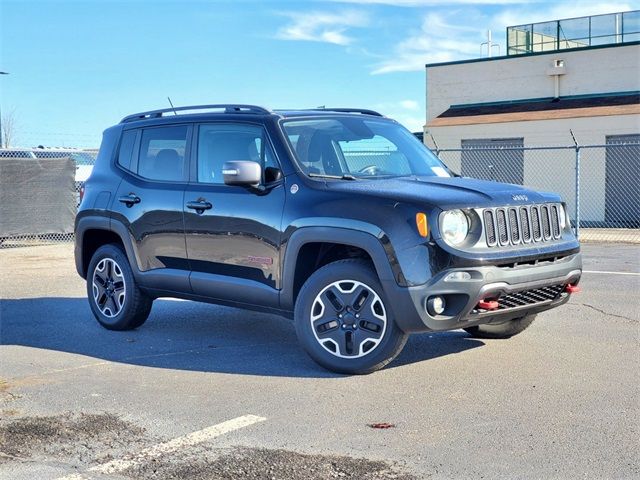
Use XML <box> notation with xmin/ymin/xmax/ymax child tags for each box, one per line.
<box><xmin>75</xmin><ymin>104</ymin><xmax>582</xmax><ymax>374</ymax></box>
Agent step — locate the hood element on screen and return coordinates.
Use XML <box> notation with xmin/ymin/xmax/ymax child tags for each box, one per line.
<box><xmin>324</xmin><ymin>176</ymin><xmax>561</xmax><ymax>209</ymax></box>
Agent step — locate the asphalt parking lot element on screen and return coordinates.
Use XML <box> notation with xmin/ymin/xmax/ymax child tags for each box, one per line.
<box><xmin>0</xmin><ymin>242</ymin><xmax>638</xmax><ymax>479</ymax></box>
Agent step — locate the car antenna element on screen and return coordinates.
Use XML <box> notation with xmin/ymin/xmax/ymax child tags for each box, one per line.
<box><xmin>167</xmin><ymin>96</ymin><xmax>178</xmax><ymax>115</ymax></box>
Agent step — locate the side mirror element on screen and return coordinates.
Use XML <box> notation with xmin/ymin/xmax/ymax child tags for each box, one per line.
<box><xmin>222</xmin><ymin>161</ymin><xmax>261</xmax><ymax>187</ymax></box>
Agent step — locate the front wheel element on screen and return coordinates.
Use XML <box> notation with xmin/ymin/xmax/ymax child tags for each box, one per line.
<box><xmin>464</xmin><ymin>314</ymin><xmax>536</xmax><ymax>339</ymax></box>
<box><xmin>294</xmin><ymin>259</ymin><xmax>408</xmax><ymax>374</ymax></box>
<box><xmin>86</xmin><ymin>244</ymin><xmax>152</xmax><ymax>331</ymax></box>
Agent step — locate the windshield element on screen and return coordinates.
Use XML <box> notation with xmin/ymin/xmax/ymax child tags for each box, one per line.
<box><xmin>281</xmin><ymin>116</ymin><xmax>451</xmax><ymax>179</ymax></box>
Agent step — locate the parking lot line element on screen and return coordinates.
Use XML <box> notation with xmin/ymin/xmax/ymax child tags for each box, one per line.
<box><xmin>56</xmin><ymin>414</ymin><xmax>266</xmax><ymax>479</ymax></box>
<box><xmin>583</xmin><ymin>270</ymin><xmax>640</xmax><ymax>276</ymax></box>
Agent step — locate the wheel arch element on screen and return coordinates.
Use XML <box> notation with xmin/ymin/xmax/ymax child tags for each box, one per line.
<box><xmin>75</xmin><ymin>216</ymin><xmax>140</xmax><ymax>279</ymax></box>
<box><xmin>279</xmin><ymin>227</ymin><xmax>400</xmax><ymax>311</ymax></box>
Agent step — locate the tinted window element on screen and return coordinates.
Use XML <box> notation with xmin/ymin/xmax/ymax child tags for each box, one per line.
<box><xmin>197</xmin><ymin>124</ymin><xmax>278</xmax><ymax>184</ymax></box>
<box><xmin>283</xmin><ymin>117</ymin><xmax>450</xmax><ymax>179</ymax></box>
<box><xmin>338</xmin><ymin>135</ymin><xmax>411</xmax><ymax>176</ymax></box>
<box><xmin>117</xmin><ymin>130</ymin><xmax>137</xmax><ymax>170</ymax></box>
<box><xmin>138</xmin><ymin>126</ymin><xmax>188</xmax><ymax>182</ymax></box>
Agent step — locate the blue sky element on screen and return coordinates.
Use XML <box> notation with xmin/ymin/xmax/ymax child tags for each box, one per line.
<box><xmin>1</xmin><ymin>0</ymin><xmax>636</xmax><ymax>147</ymax></box>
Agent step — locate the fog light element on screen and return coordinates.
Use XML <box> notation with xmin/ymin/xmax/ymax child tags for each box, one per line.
<box><xmin>444</xmin><ymin>271</ymin><xmax>472</xmax><ymax>282</ymax></box>
<box><xmin>427</xmin><ymin>296</ymin><xmax>446</xmax><ymax>316</ymax></box>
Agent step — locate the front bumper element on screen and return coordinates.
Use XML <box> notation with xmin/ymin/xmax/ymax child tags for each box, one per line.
<box><xmin>384</xmin><ymin>252</ymin><xmax>582</xmax><ymax>333</ymax></box>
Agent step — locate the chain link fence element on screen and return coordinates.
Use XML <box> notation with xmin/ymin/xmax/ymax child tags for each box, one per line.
<box><xmin>435</xmin><ymin>142</ymin><xmax>640</xmax><ymax>243</ymax></box>
<box><xmin>0</xmin><ymin>148</ymin><xmax>98</xmax><ymax>248</ymax></box>
<box><xmin>0</xmin><ymin>143</ymin><xmax>638</xmax><ymax>248</ymax></box>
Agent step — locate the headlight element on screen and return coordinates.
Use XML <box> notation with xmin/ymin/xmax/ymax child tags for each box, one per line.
<box><xmin>441</xmin><ymin>209</ymin><xmax>469</xmax><ymax>246</ymax></box>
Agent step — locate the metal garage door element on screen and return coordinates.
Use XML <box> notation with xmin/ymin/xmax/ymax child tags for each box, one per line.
<box><xmin>461</xmin><ymin>138</ymin><xmax>524</xmax><ymax>185</ymax></box>
<box><xmin>605</xmin><ymin>135</ymin><xmax>640</xmax><ymax>227</ymax></box>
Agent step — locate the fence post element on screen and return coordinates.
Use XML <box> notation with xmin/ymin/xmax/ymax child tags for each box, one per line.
<box><xmin>574</xmin><ymin>146</ymin><xmax>581</xmax><ymax>239</ymax></box>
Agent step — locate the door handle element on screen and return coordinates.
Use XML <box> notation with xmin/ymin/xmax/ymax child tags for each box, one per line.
<box><xmin>186</xmin><ymin>200</ymin><xmax>213</xmax><ymax>211</ymax></box>
<box><xmin>118</xmin><ymin>194</ymin><xmax>141</xmax><ymax>207</ymax></box>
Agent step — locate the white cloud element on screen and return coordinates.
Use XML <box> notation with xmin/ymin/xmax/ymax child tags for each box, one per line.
<box><xmin>372</xmin><ymin>12</ymin><xmax>484</xmax><ymax>74</ymax></box>
<box><xmin>371</xmin><ymin>1</ymin><xmax>634</xmax><ymax>74</ymax></box>
<box><xmin>400</xmin><ymin>99</ymin><xmax>420</xmax><ymax>110</ymax></box>
<box><xmin>276</xmin><ymin>10</ymin><xmax>370</xmax><ymax>46</ymax></box>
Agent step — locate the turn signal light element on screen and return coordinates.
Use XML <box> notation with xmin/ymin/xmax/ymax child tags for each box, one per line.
<box><xmin>416</xmin><ymin>212</ymin><xmax>429</xmax><ymax>238</ymax></box>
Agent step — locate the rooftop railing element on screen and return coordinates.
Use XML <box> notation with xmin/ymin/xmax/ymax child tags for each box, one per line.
<box><xmin>507</xmin><ymin>10</ymin><xmax>639</xmax><ymax>56</ymax></box>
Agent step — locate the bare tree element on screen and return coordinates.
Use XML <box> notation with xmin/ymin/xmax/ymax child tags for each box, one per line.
<box><xmin>1</xmin><ymin>109</ymin><xmax>18</xmax><ymax>148</ymax></box>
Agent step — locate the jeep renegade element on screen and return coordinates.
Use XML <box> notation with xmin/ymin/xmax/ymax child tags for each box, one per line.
<box><xmin>75</xmin><ymin>104</ymin><xmax>582</xmax><ymax>374</ymax></box>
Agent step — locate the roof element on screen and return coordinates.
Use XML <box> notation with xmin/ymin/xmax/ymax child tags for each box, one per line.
<box><xmin>275</xmin><ymin>108</ymin><xmax>384</xmax><ymax>118</ymax></box>
<box><xmin>428</xmin><ymin>91</ymin><xmax>640</xmax><ymax>127</ymax></box>
<box><xmin>441</xmin><ymin>92</ymin><xmax>639</xmax><ymax>117</ymax></box>
<box><xmin>425</xmin><ymin>40</ymin><xmax>640</xmax><ymax>69</ymax></box>
<box><xmin>120</xmin><ymin>105</ymin><xmax>385</xmax><ymax>124</ymax></box>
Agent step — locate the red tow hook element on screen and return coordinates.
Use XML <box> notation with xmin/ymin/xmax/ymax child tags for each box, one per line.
<box><xmin>565</xmin><ymin>284</ymin><xmax>581</xmax><ymax>294</ymax></box>
<box><xmin>477</xmin><ymin>299</ymin><xmax>499</xmax><ymax>310</ymax></box>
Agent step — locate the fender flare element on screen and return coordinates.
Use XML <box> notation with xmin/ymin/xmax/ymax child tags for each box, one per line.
<box><xmin>279</xmin><ymin>226</ymin><xmax>402</xmax><ymax>310</ymax></box>
<box><xmin>75</xmin><ymin>215</ymin><xmax>141</xmax><ymax>279</ymax></box>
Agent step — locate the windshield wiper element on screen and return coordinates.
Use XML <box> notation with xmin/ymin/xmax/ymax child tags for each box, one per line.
<box><xmin>308</xmin><ymin>173</ymin><xmax>357</xmax><ymax>181</ymax></box>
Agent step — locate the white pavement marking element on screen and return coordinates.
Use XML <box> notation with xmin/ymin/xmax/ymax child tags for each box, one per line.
<box><xmin>56</xmin><ymin>414</ymin><xmax>266</xmax><ymax>479</ymax></box>
<box><xmin>583</xmin><ymin>270</ymin><xmax>640</xmax><ymax>276</ymax></box>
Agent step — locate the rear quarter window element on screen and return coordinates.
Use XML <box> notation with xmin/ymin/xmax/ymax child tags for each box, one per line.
<box><xmin>116</xmin><ymin>130</ymin><xmax>138</xmax><ymax>171</ymax></box>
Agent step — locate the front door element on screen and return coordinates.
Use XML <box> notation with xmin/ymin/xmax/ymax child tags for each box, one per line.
<box><xmin>183</xmin><ymin>122</ymin><xmax>285</xmax><ymax>307</ymax></box>
<box><xmin>111</xmin><ymin>124</ymin><xmax>191</xmax><ymax>289</ymax></box>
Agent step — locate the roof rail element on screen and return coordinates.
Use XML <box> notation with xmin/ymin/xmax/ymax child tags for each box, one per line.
<box><xmin>120</xmin><ymin>104</ymin><xmax>271</xmax><ymax>123</ymax></box>
<box><xmin>310</xmin><ymin>107</ymin><xmax>384</xmax><ymax>117</ymax></box>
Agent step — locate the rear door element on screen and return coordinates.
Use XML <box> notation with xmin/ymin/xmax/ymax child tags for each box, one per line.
<box><xmin>183</xmin><ymin>122</ymin><xmax>285</xmax><ymax>306</ymax></box>
<box><xmin>111</xmin><ymin>124</ymin><xmax>191</xmax><ymax>287</ymax></box>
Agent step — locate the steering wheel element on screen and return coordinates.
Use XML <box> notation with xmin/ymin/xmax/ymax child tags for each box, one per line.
<box><xmin>358</xmin><ymin>165</ymin><xmax>390</xmax><ymax>176</ymax></box>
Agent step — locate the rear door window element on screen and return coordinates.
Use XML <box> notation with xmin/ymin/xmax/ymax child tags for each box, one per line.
<box><xmin>137</xmin><ymin>125</ymin><xmax>189</xmax><ymax>182</ymax></box>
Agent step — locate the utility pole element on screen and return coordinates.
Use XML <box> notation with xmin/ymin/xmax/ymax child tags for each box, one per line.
<box><xmin>0</xmin><ymin>71</ymin><xmax>9</xmax><ymax>148</ymax></box>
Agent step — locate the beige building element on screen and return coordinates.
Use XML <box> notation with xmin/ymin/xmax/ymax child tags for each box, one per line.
<box><xmin>424</xmin><ymin>10</ymin><xmax>639</xmax><ymax>227</ymax></box>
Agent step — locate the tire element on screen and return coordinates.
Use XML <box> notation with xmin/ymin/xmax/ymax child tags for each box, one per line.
<box><xmin>86</xmin><ymin>244</ymin><xmax>152</xmax><ymax>331</ymax></box>
<box><xmin>294</xmin><ymin>259</ymin><xmax>408</xmax><ymax>374</ymax></box>
<box><xmin>463</xmin><ymin>314</ymin><xmax>536</xmax><ymax>339</ymax></box>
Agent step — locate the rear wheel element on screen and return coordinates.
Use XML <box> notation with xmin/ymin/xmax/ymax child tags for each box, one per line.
<box><xmin>294</xmin><ymin>259</ymin><xmax>407</xmax><ymax>374</ymax></box>
<box><xmin>464</xmin><ymin>314</ymin><xmax>536</xmax><ymax>339</ymax></box>
<box><xmin>87</xmin><ymin>244</ymin><xmax>152</xmax><ymax>331</ymax></box>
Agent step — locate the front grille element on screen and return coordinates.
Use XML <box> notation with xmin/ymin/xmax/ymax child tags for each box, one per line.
<box><xmin>541</xmin><ymin>205</ymin><xmax>551</xmax><ymax>239</ymax></box>
<box><xmin>551</xmin><ymin>205</ymin><xmax>560</xmax><ymax>237</ymax></box>
<box><xmin>484</xmin><ymin>210</ymin><xmax>496</xmax><ymax>244</ymax></box>
<box><xmin>520</xmin><ymin>207</ymin><xmax>531</xmax><ymax>241</ymax></box>
<box><xmin>497</xmin><ymin>209</ymin><xmax>508</xmax><ymax>244</ymax></box>
<box><xmin>531</xmin><ymin>207</ymin><xmax>541</xmax><ymax>240</ymax></box>
<box><xmin>497</xmin><ymin>284</ymin><xmax>564</xmax><ymax>310</ymax></box>
<box><xmin>483</xmin><ymin>203</ymin><xmax>563</xmax><ymax>248</ymax></box>
<box><xmin>508</xmin><ymin>209</ymin><xmax>519</xmax><ymax>243</ymax></box>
